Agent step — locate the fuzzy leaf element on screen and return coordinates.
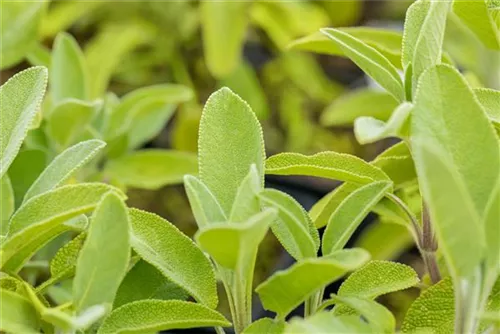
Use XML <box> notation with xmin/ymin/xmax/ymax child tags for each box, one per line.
<box><xmin>229</xmin><ymin>165</ymin><xmax>262</xmax><ymax>223</ymax></box>
<box><xmin>105</xmin><ymin>150</ymin><xmax>197</xmax><ymax>190</ymax></box>
<box><xmin>243</xmin><ymin>318</ymin><xmax>285</xmax><ymax>334</ymax></box>
<box><xmin>50</xmin><ymin>32</ymin><xmax>88</xmax><ymax>103</ymax></box>
<box><xmin>320</xmin><ymin>28</ymin><xmax>404</xmax><ymax>101</ymax></box>
<box><xmin>0</xmin><ymin>289</ymin><xmax>40</xmax><ymax>333</ymax></box>
<box><xmin>354</xmin><ymin>102</ymin><xmax>412</xmax><ymax>145</ymax></box>
<box><xmin>0</xmin><ymin>67</ymin><xmax>48</xmax><ymax>178</ymax></box>
<box><xmin>322</xmin><ymin>181</ymin><xmax>392</xmax><ymax>255</ymax></box>
<box><xmin>259</xmin><ymin>189</ymin><xmax>319</xmax><ymax>260</ymax></box>
<box><xmin>114</xmin><ymin>260</ymin><xmax>188</xmax><ymax>309</ymax></box>
<box><xmin>475</xmin><ymin>88</ymin><xmax>500</xmax><ymax>125</ymax></box>
<box><xmin>285</xmin><ymin>312</ymin><xmax>372</xmax><ymax>334</ymax></box>
<box><xmin>184</xmin><ymin>175</ymin><xmax>226</xmax><ymax>229</ymax></box>
<box><xmin>199</xmin><ymin>87</ymin><xmax>265</xmax><ymax>215</ymax></box>
<box><xmin>24</xmin><ymin>139</ymin><xmax>105</xmax><ymax>202</ymax></box>
<box><xmin>1</xmin><ymin>175</ymin><xmax>14</xmax><ymax>235</ymax></box>
<box><xmin>256</xmin><ymin>248</ymin><xmax>370</xmax><ymax>318</ymax></box>
<box><xmin>98</xmin><ymin>300</ymin><xmax>231</xmax><ymax>334</ymax></box>
<box><xmin>321</xmin><ymin>89</ymin><xmax>399</xmax><ymax>127</ymax></box>
<box><xmin>129</xmin><ymin>208</ymin><xmax>218</xmax><ymax>309</ymax></box>
<box><xmin>201</xmin><ymin>1</ymin><xmax>248</xmax><ymax>77</ymax></box>
<box><xmin>266</xmin><ymin>152</ymin><xmax>390</xmax><ymax>184</ymax></box>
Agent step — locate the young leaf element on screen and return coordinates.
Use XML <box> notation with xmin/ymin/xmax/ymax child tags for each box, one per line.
<box><xmin>0</xmin><ymin>289</ymin><xmax>40</xmax><ymax>333</ymax></box>
<box><xmin>243</xmin><ymin>318</ymin><xmax>285</xmax><ymax>334</ymax></box>
<box><xmin>259</xmin><ymin>189</ymin><xmax>319</xmax><ymax>260</ymax></box>
<box><xmin>199</xmin><ymin>87</ymin><xmax>265</xmax><ymax>214</ymax></box>
<box><xmin>354</xmin><ymin>102</ymin><xmax>412</xmax><ymax>145</ymax></box>
<box><xmin>475</xmin><ymin>88</ymin><xmax>500</xmax><ymax>125</ymax></box>
<box><xmin>24</xmin><ymin>139</ymin><xmax>105</xmax><ymax>202</ymax></box>
<box><xmin>255</xmin><ymin>248</ymin><xmax>370</xmax><ymax>318</ymax></box>
<box><xmin>114</xmin><ymin>260</ymin><xmax>188</xmax><ymax>309</ymax></box>
<box><xmin>0</xmin><ymin>66</ymin><xmax>48</xmax><ymax>178</ymax></box>
<box><xmin>320</xmin><ymin>28</ymin><xmax>404</xmax><ymax>101</ymax></box>
<box><xmin>129</xmin><ymin>208</ymin><xmax>218</xmax><ymax>309</ymax></box>
<box><xmin>97</xmin><ymin>300</ymin><xmax>231</xmax><ymax>334</ymax></box>
<box><xmin>229</xmin><ymin>164</ymin><xmax>262</xmax><ymax>223</ymax></box>
<box><xmin>401</xmin><ymin>0</ymin><xmax>429</xmax><ymax>68</ymax></box>
<box><xmin>201</xmin><ymin>2</ymin><xmax>248</xmax><ymax>78</ymax></box>
<box><xmin>285</xmin><ymin>312</ymin><xmax>372</xmax><ymax>334</ymax></box>
<box><xmin>322</xmin><ymin>181</ymin><xmax>392</xmax><ymax>255</ymax></box>
<box><xmin>105</xmin><ymin>150</ymin><xmax>197</xmax><ymax>190</ymax></box>
<box><xmin>184</xmin><ymin>175</ymin><xmax>226</xmax><ymax>229</ymax></box>
<box><xmin>266</xmin><ymin>152</ymin><xmax>390</xmax><ymax>184</ymax></box>
<box><xmin>50</xmin><ymin>32</ymin><xmax>88</xmax><ymax>103</ymax></box>
<box><xmin>1</xmin><ymin>175</ymin><xmax>14</xmax><ymax>235</ymax></box>
<box><xmin>73</xmin><ymin>192</ymin><xmax>130</xmax><ymax>312</ymax></box>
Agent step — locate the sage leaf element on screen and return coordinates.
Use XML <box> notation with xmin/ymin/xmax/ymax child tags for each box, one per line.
<box><xmin>24</xmin><ymin>139</ymin><xmax>105</xmax><ymax>202</ymax></box>
<box><xmin>229</xmin><ymin>164</ymin><xmax>262</xmax><ymax>223</ymax></box>
<box><xmin>50</xmin><ymin>32</ymin><xmax>89</xmax><ymax>103</ymax></box>
<box><xmin>98</xmin><ymin>300</ymin><xmax>231</xmax><ymax>334</ymax></box>
<box><xmin>255</xmin><ymin>248</ymin><xmax>370</xmax><ymax>318</ymax></box>
<box><xmin>371</xmin><ymin>141</ymin><xmax>416</xmax><ymax>189</ymax></box>
<box><xmin>114</xmin><ymin>260</ymin><xmax>188</xmax><ymax>309</ymax></box>
<box><xmin>285</xmin><ymin>312</ymin><xmax>372</xmax><ymax>334</ymax></box>
<box><xmin>0</xmin><ymin>66</ymin><xmax>48</xmax><ymax>178</ymax></box>
<box><xmin>259</xmin><ymin>189</ymin><xmax>319</xmax><ymax>260</ymax></box>
<box><xmin>1</xmin><ymin>175</ymin><xmax>14</xmax><ymax>235</ymax></box>
<box><xmin>322</xmin><ymin>181</ymin><xmax>392</xmax><ymax>255</ymax></box>
<box><xmin>354</xmin><ymin>223</ymin><xmax>413</xmax><ymax>261</ymax></box>
<box><xmin>0</xmin><ymin>289</ymin><xmax>40</xmax><ymax>334</ymax></box>
<box><xmin>243</xmin><ymin>318</ymin><xmax>285</xmax><ymax>334</ymax></box>
<box><xmin>184</xmin><ymin>175</ymin><xmax>226</xmax><ymax>229</ymax></box>
<box><xmin>129</xmin><ymin>208</ymin><xmax>218</xmax><ymax>309</ymax></box>
<box><xmin>266</xmin><ymin>152</ymin><xmax>390</xmax><ymax>184</ymax></box>
<box><xmin>74</xmin><ymin>192</ymin><xmax>130</xmax><ymax>312</ymax></box>
<box><xmin>484</xmin><ymin>180</ymin><xmax>500</xmax><ymax>274</ymax></box>
<box><xmin>320</xmin><ymin>28</ymin><xmax>404</xmax><ymax>101</ymax></box>
<box><xmin>199</xmin><ymin>87</ymin><xmax>265</xmax><ymax>214</ymax></box>
<box><xmin>475</xmin><ymin>88</ymin><xmax>500</xmax><ymax>125</ymax></box>
<box><xmin>105</xmin><ymin>150</ymin><xmax>197</xmax><ymax>190</ymax></box>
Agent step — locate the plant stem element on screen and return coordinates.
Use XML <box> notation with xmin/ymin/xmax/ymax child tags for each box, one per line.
<box><xmin>455</xmin><ymin>270</ymin><xmax>481</xmax><ymax>334</ymax></box>
<box><xmin>215</xmin><ymin>327</ymin><xmax>226</xmax><ymax>334</ymax></box>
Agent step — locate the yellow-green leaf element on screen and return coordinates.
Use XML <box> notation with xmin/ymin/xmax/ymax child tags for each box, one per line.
<box><xmin>243</xmin><ymin>318</ymin><xmax>285</xmax><ymax>334</ymax></box>
<box><xmin>184</xmin><ymin>175</ymin><xmax>226</xmax><ymax>229</ymax></box>
<box><xmin>1</xmin><ymin>175</ymin><xmax>14</xmax><ymax>235</ymax></box>
<box><xmin>0</xmin><ymin>289</ymin><xmax>40</xmax><ymax>333</ymax></box>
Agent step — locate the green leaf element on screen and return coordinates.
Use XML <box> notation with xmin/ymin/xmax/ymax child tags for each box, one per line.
<box><xmin>243</xmin><ymin>318</ymin><xmax>285</xmax><ymax>334</ymax></box>
<box><xmin>331</xmin><ymin>295</ymin><xmax>395</xmax><ymax>333</ymax></box>
<box><xmin>129</xmin><ymin>208</ymin><xmax>218</xmax><ymax>309</ymax></box>
<box><xmin>1</xmin><ymin>184</ymin><xmax>123</xmax><ymax>272</ymax></box>
<box><xmin>201</xmin><ymin>1</ymin><xmax>248</xmax><ymax>78</ymax></box>
<box><xmin>229</xmin><ymin>164</ymin><xmax>262</xmax><ymax>223</ymax></box>
<box><xmin>98</xmin><ymin>300</ymin><xmax>231</xmax><ymax>334</ymax></box>
<box><xmin>285</xmin><ymin>312</ymin><xmax>372</xmax><ymax>334</ymax></box>
<box><xmin>184</xmin><ymin>175</ymin><xmax>226</xmax><ymax>229</ymax></box>
<box><xmin>199</xmin><ymin>87</ymin><xmax>265</xmax><ymax>215</ymax></box>
<box><xmin>0</xmin><ymin>66</ymin><xmax>48</xmax><ymax>178</ymax></box>
<box><xmin>266</xmin><ymin>152</ymin><xmax>390</xmax><ymax>184</ymax></box>
<box><xmin>354</xmin><ymin>222</ymin><xmax>413</xmax><ymax>261</ymax></box>
<box><xmin>475</xmin><ymin>88</ymin><xmax>500</xmax><ymax>125</ymax></box>
<box><xmin>46</xmin><ymin>99</ymin><xmax>100</xmax><ymax>149</ymax></box>
<box><xmin>453</xmin><ymin>0</ymin><xmax>500</xmax><ymax>50</ymax></box>
<box><xmin>290</xmin><ymin>27</ymin><xmax>403</xmax><ymax>68</ymax></box>
<box><xmin>24</xmin><ymin>139</ymin><xmax>105</xmax><ymax>202</ymax></box>
<box><xmin>484</xmin><ymin>179</ymin><xmax>500</xmax><ymax>273</ymax></box>
<box><xmin>322</xmin><ymin>181</ymin><xmax>393</xmax><ymax>255</ymax></box>
<box><xmin>255</xmin><ymin>248</ymin><xmax>370</xmax><ymax>318</ymax></box>
<box><xmin>402</xmin><ymin>278</ymin><xmax>455</xmax><ymax>333</ymax></box>
<box><xmin>0</xmin><ymin>289</ymin><xmax>40</xmax><ymax>333</ymax></box>
<box><xmin>1</xmin><ymin>175</ymin><xmax>14</xmax><ymax>235</ymax></box>
<box><xmin>50</xmin><ymin>32</ymin><xmax>88</xmax><ymax>103</ymax></box>
<box><xmin>114</xmin><ymin>260</ymin><xmax>188</xmax><ymax>309</ymax></box>
<box><xmin>371</xmin><ymin>142</ymin><xmax>417</xmax><ymax>189</ymax></box>
<box><xmin>320</xmin><ymin>28</ymin><xmax>404</xmax><ymax>101</ymax></box>
<box><xmin>320</xmin><ymin>89</ymin><xmax>399</xmax><ymax>127</ymax></box>
<box><xmin>1</xmin><ymin>2</ymin><xmax>46</xmax><ymax>69</ymax></box>
<box><xmin>259</xmin><ymin>189</ymin><xmax>319</xmax><ymax>260</ymax></box>
<box><xmin>73</xmin><ymin>193</ymin><xmax>130</xmax><ymax>312</ymax></box>
<box><xmin>105</xmin><ymin>150</ymin><xmax>197</xmax><ymax>190</ymax></box>
<box><xmin>354</xmin><ymin>102</ymin><xmax>412</xmax><ymax>145</ymax></box>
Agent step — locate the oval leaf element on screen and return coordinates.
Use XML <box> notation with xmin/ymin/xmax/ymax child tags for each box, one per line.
<box><xmin>184</xmin><ymin>175</ymin><xmax>226</xmax><ymax>229</ymax></box>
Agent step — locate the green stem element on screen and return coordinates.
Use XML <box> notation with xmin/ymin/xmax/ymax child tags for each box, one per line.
<box><xmin>455</xmin><ymin>270</ymin><xmax>482</xmax><ymax>334</ymax></box>
<box><xmin>215</xmin><ymin>327</ymin><xmax>226</xmax><ymax>334</ymax></box>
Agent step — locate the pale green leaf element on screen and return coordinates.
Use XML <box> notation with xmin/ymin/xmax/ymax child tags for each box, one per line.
<box><xmin>8</xmin><ymin>149</ymin><xmax>47</xmax><ymax>207</ymax></box>
<box><xmin>0</xmin><ymin>67</ymin><xmax>48</xmax><ymax>178</ymax></box>
<box><xmin>229</xmin><ymin>164</ymin><xmax>262</xmax><ymax>223</ymax></box>
<box><xmin>266</xmin><ymin>152</ymin><xmax>390</xmax><ymax>184</ymax></box>
<box><xmin>184</xmin><ymin>175</ymin><xmax>226</xmax><ymax>229</ymax></box>
<box><xmin>475</xmin><ymin>88</ymin><xmax>500</xmax><ymax>125</ymax></box>
<box><xmin>259</xmin><ymin>189</ymin><xmax>319</xmax><ymax>260</ymax></box>
<box><xmin>371</xmin><ymin>142</ymin><xmax>417</xmax><ymax>189</ymax></box>
<box><xmin>402</xmin><ymin>0</ymin><xmax>429</xmax><ymax>68</ymax></box>
<box><xmin>1</xmin><ymin>175</ymin><xmax>14</xmax><ymax>235</ymax></box>
<box><xmin>98</xmin><ymin>300</ymin><xmax>231</xmax><ymax>334</ymax></box>
<box><xmin>114</xmin><ymin>260</ymin><xmax>188</xmax><ymax>309</ymax></box>
<box><xmin>201</xmin><ymin>1</ymin><xmax>248</xmax><ymax>78</ymax></box>
<box><xmin>41</xmin><ymin>2</ymin><xmax>104</xmax><ymax>38</ymax></box>
<box><xmin>50</xmin><ymin>32</ymin><xmax>88</xmax><ymax>103</ymax></box>
<box><xmin>199</xmin><ymin>87</ymin><xmax>265</xmax><ymax>215</ymax></box>
<box><xmin>105</xmin><ymin>150</ymin><xmax>197</xmax><ymax>190</ymax></box>
<box><xmin>484</xmin><ymin>179</ymin><xmax>500</xmax><ymax>273</ymax></box>
<box><xmin>24</xmin><ymin>139</ymin><xmax>105</xmax><ymax>202</ymax></box>
<box><xmin>243</xmin><ymin>318</ymin><xmax>285</xmax><ymax>334</ymax></box>
<box><xmin>320</xmin><ymin>89</ymin><xmax>399</xmax><ymax>127</ymax></box>
<box><xmin>129</xmin><ymin>208</ymin><xmax>218</xmax><ymax>308</ymax></box>
<box><xmin>1</xmin><ymin>2</ymin><xmax>46</xmax><ymax>69</ymax></box>
<box><xmin>320</xmin><ymin>28</ymin><xmax>404</xmax><ymax>101</ymax></box>
<box><xmin>0</xmin><ymin>289</ymin><xmax>40</xmax><ymax>333</ymax></box>
<box><xmin>322</xmin><ymin>181</ymin><xmax>393</xmax><ymax>255</ymax></box>
<box><xmin>285</xmin><ymin>313</ymin><xmax>372</xmax><ymax>334</ymax></box>
<box><xmin>255</xmin><ymin>248</ymin><xmax>370</xmax><ymax>318</ymax></box>
<box><xmin>354</xmin><ymin>102</ymin><xmax>412</xmax><ymax>145</ymax></box>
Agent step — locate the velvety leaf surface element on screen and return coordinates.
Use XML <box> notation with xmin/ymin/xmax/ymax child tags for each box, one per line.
<box><xmin>0</xmin><ymin>66</ymin><xmax>48</xmax><ymax>178</ymax></box>
<box><xmin>243</xmin><ymin>318</ymin><xmax>285</xmax><ymax>334</ymax></box>
<box><xmin>8</xmin><ymin>149</ymin><xmax>47</xmax><ymax>207</ymax></box>
<box><xmin>129</xmin><ymin>208</ymin><xmax>218</xmax><ymax>309</ymax></box>
<box><xmin>1</xmin><ymin>175</ymin><xmax>14</xmax><ymax>235</ymax></box>
<box><xmin>475</xmin><ymin>88</ymin><xmax>500</xmax><ymax>124</ymax></box>
<box><xmin>98</xmin><ymin>300</ymin><xmax>231</xmax><ymax>334</ymax></box>
<box><xmin>285</xmin><ymin>312</ymin><xmax>372</xmax><ymax>333</ymax></box>
<box><xmin>229</xmin><ymin>165</ymin><xmax>262</xmax><ymax>223</ymax></box>
<box><xmin>0</xmin><ymin>289</ymin><xmax>40</xmax><ymax>333</ymax></box>
<box><xmin>184</xmin><ymin>175</ymin><xmax>226</xmax><ymax>229</ymax></box>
